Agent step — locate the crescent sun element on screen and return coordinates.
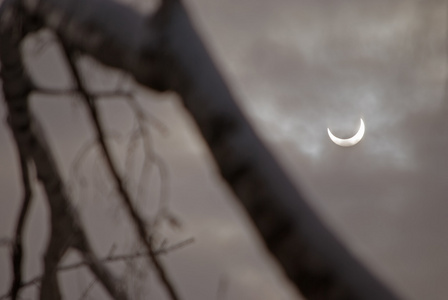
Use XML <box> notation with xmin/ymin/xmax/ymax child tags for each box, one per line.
<box><xmin>327</xmin><ymin>118</ymin><xmax>365</xmax><ymax>147</ymax></box>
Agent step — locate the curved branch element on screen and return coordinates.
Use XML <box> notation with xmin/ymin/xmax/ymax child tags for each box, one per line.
<box><xmin>10</xmin><ymin>154</ymin><xmax>33</xmax><ymax>300</ymax></box>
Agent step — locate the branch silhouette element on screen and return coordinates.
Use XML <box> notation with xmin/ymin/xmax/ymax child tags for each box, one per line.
<box><xmin>58</xmin><ymin>36</ymin><xmax>180</xmax><ymax>300</ymax></box>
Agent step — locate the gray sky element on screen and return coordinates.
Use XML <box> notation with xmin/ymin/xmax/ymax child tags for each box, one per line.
<box><xmin>2</xmin><ymin>0</ymin><xmax>448</xmax><ymax>299</ymax></box>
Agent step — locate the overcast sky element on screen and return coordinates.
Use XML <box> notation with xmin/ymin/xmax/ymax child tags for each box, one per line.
<box><xmin>1</xmin><ymin>0</ymin><xmax>448</xmax><ymax>299</ymax></box>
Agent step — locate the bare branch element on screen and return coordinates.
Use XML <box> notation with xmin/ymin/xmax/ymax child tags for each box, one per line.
<box><xmin>58</xmin><ymin>38</ymin><xmax>180</xmax><ymax>300</ymax></box>
<box><xmin>123</xmin><ymin>95</ymin><xmax>176</xmax><ymax>228</ymax></box>
<box><xmin>63</xmin><ymin>237</ymin><xmax>194</xmax><ymax>272</ymax></box>
<box><xmin>0</xmin><ymin>2</ymin><xmax>130</xmax><ymax>299</ymax></box>
<box><xmin>40</xmin><ymin>232</ymin><xmax>70</xmax><ymax>299</ymax></box>
<box><xmin>125</xmin><ymin>95</ymin><xmax>169</xmax><ymax>136</ymax></box>
<box><xmin>68</xmin><ymin>131</ymin><xmax>123</xmax><ymax>196</ymax></box>
<box><xmin>0</xmin><ymin>237</ymin><xmax>194</xmax><ymax>299</ymax></box>
<box><xmin>78</xmin><ymin>279</ymin><xmax>97</xmax><ymax>300</ymax></box>
<box><xmin>79</xmin><ymin>245</ymin><xmax>127</xmax><ymax>300</ymax></box>
<box><xmin>34</xmin><ymin>85</ymin><xmax>169</xmax><ymax>136</ymax></box>
<box><xmin>10</xmin><ymin>154</ymin><xmax>33</xmax><ymax>300</ymax></box>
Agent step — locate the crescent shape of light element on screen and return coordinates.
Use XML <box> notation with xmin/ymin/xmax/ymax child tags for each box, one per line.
<box><xmin>327</xmin><ymin>118</ymin><xmax>365</xmax><ymax>147</ymax></box>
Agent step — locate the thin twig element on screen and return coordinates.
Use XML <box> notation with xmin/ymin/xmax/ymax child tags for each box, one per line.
<box><xmin>126</xmin><ymin>95</ymin><xmax>169</xmax><ymax>136</ymax></box>
<box><xmin>126</xmin><ymin>96</ymin><xmax>177</xmax><ymax>228</ymax></box>
<box><xmin>78</xmin><ymin>279</ymin><xmax>97</xmax><ymax>300</ymax></box>
<box><xmin>64</xmin><ymin>237</ymin><xmax>194</xmax><ymax>271</ymax></box>
<box><xmin>0</xmin><ymin>237</ymin><xmax>194</xmax><ymax>299</ymax></box>
<box><xmin>31</xmin><ymin>31</ymin><xmax>55</xmax><ymax>56</ymax></box>
<box><xmin>68</xmin><ymin>131</ymin><xmax>123</xmax><ymax>198</ymax></box>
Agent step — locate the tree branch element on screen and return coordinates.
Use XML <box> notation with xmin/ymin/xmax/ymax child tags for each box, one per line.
<box><xmin>0</xmin><ymin>2</ymin><xmax>130</xmax><ymax>299</ymax></box>
<box><xmin>58</xmin><ymin>37</ymin><xmax>180</xmax><ymax>300</ymax></box>
<box><xmin>9</xmin><ymin>153</ymin><xmax>33</xmax><ymax>300</ymax></box>
<box><xmin>0</xmin><ymin>237</ymin><xmax>194</xmax><ymax>300</ymax></box>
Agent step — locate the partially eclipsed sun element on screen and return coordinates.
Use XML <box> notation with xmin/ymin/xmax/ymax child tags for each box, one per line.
<box><xmin>327</xmin><ymin>118</ymin><xmax>365</xmax><ymax>147</ymax></box>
